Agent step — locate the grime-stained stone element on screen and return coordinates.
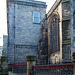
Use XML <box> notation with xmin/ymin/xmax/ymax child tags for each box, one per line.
<box><xmin>7</xmin><ymin>0</ymin><xmax>47</xmax><ymax>64</ymax></box>
<box><xmin>70</xmin><ymin>0</ymin><xmax>75</xmax><ymax>60</ymax></box>
<box><xmin>39</xmin><ymin>0</ymin><xmax>72</xmax><ymax>64</ymax></box>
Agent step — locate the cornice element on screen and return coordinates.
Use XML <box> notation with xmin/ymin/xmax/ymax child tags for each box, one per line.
<box><xmin>8</xmin><ymin>0</ymin><xmax>47</xmax><ymax>8</ymax></box>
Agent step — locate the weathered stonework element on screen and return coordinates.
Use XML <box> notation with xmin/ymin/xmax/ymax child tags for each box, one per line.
<box><xmin>37</xmin><ymin>15</ymin><xmax>48</xmax><ymax>64</ymax></box>
<box><xmin>39</xmin><ymin>0</ymin><xmax>71</xmax><ymax>64</ymax></box>
<box><xmin>70</xmin><ymin>0</ymin><xmax>75</xmax><ymax>60</ymax></box>
<box><xmin>7</xmin><ymin>0</ymin><xmax>46</xmax><ymax>64</ymax></box>
<box><xmin>62</xmin><ymin>0</ymin><xmax>71</xmax><ymax>62</ymax></box>
<box><xmin>47</xmin><ymin>0</ymin><xmax>62</xmax><ymax>63</ymax></box>
<box><xmin>48</xmin><ymin>0</ymin><xmax>72</xmax><ymax>63</ymax></box>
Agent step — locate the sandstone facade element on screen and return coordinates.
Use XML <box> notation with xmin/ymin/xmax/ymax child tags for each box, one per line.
<box><xmin>38</xmin><ymin>0</ymin><xmax>71</xmax><ymax>64</ymax></box>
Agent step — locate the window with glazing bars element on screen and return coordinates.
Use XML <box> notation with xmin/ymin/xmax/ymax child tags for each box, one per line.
<box><xmin>33</xmin><ymin>11</ymin><xmax>40</xmax><ymax>23</ymax></box>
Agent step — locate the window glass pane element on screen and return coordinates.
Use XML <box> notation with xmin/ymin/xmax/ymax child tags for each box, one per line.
<box><xmin>33</xmin><ymin>11</ymin><xmax>40</xmax><ymax>23</ymax></box>
<box><xmin>34</xmin><ymin>18</ymin><xmax>40</xmax><ymax>23</ymax></box>
<box><xmin>34</xmin><ymin>12</ymin><xmax>40</xmax><ymax>18</ymax></box>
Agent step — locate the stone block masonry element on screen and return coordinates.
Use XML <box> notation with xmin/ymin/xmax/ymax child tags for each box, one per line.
<box><xmin>7</xmin><ymin>0</ymin><xmax>47</xmax><ymax>64</ymax></box>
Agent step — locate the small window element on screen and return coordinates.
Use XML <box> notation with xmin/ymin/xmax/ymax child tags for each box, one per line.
<box><xmin>33</xmin><ymin>11</ymin><xmax>40</xmax><ymax>23</ymax></box>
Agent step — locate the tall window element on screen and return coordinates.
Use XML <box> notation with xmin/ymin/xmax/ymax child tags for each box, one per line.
<box><xmin>50</xmin><ymin>15</ymin><xmax>60</xmax><ymax>54</ymax></box>
<box><xmin>33</xmin><ymin>11</ymin><xmax>40</xmax><ymax>23</ymax></box>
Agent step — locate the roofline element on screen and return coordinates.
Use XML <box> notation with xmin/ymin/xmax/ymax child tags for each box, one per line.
<box><xmin>7</xmin><ymin>0</ymin><xmax>47</xmax><ymax>8</ymax></box>
<box><xmin>47</xmin><ymin>0</ymin><xmax>62</xmax><ymax>18</ymax></box>
<box><xmin>8</xmin><ymin>0</ymin><xmax>46</xmax><ymax>4</ymax></box>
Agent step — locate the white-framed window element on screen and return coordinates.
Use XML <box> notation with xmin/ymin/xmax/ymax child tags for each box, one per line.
<box><xmin>33</xmin><ymin>11</ymin><xmax>40</xmax><ymax>23</ymax></box>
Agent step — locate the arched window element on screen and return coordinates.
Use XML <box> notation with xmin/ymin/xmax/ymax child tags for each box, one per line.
<box><xmin>50</xmin><ymin>14</ymin><xmax>60</xmax><ymax>54</ymax></box>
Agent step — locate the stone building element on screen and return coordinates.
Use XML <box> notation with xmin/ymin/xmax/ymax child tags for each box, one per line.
<box><xmin>70</xmin><ymin>0</ymin><xmax>75</xmax><ymax>60</ymax></box>
<box><xmin>2</xmin><ymin>35</ymin><xmax>8</xmax><ymax>56</ymax></box>
<box><xmin>48</xmin><ymin>0</ymin><xmax>71</xmax><ymax>63</ymax></box>
<box><xmin>38</xmin><ymin>0</ymin><xmax>71</xmax><ymax>64</ymax></box>
<box><xmin>37</xmin><ymin>14</ymin><xmax>48</xmax><ymax>64</ymax></box>
<box><xmin>7</xmin><ymin>0</ymin><xmax>47</xmax><ymax>64</ymax></box>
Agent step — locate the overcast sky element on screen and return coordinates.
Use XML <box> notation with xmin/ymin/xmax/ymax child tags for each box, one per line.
<box><xmin>0</xmin><ymin>0</ymin><xmax>56</xmax><ymax>46</ymax></box>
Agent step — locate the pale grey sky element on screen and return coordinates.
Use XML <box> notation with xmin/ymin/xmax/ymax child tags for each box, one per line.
<box><xmin>0</xmin><ymin>0</ymin><xmax>56</xmax><ymax>46</ymax></box>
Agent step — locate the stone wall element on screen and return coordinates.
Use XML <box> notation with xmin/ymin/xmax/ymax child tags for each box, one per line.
<box><xmin>7</xmin><ymin>0</ymin><xmax>46</xmax><ymax>64</ymax></box>
<box><xmin>62</xmin><ymin>0</ymin><xmax>71</xmax><ymax>62</ymax></box>
<box><xmin>47</xmin><ymin>0</ymin><xmax>62</xmax><ymax>63</ymax></box>
<box><xmin>70</xmin><ymin>0</ymin><xmax>75</xmax><ymax>60</ymax></box>
<box><xmin>47</xmin><ymin>0</ymin><xmax>71</xmax><ymax>63</ymax></box>
<box><xmin>37</xmin><ymin>15</ymin><xmax>48</xmax><ymax>64</ymax></box>
<box><xmin>62</xmin><ymin>1</ymin><xmax>70</xmax><ymax>19</ymax></box>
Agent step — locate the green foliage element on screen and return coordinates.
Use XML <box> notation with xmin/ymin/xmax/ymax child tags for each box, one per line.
<box><xmin>1</xmin><ymin>56</ymin><xmax>8</xmax><ymax>62</ymax></box>
<box><xmin>0</xmin><ymin>69</ymin><xmax>8</xmax><ymax>75</ymax></box>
